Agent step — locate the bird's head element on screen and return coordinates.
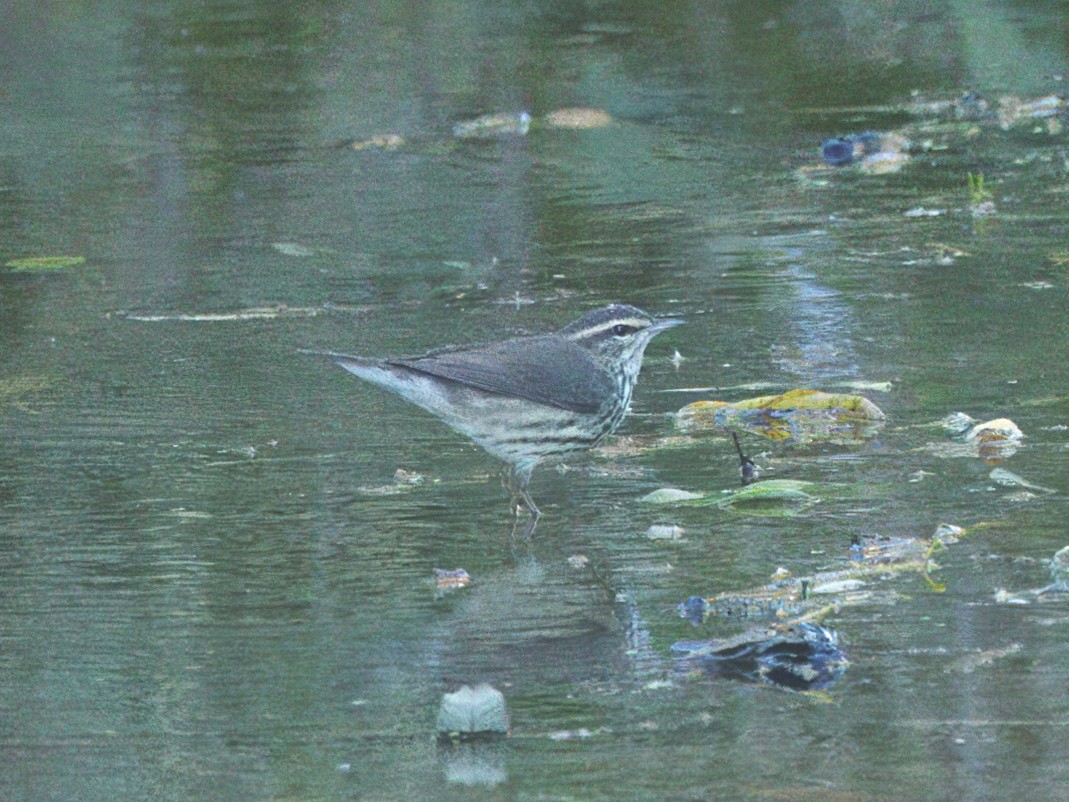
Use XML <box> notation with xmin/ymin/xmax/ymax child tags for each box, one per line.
<box><xmin>558</xmin><ymin>304</ymin><xmax>683</xmax><ymax>373</ymax></box>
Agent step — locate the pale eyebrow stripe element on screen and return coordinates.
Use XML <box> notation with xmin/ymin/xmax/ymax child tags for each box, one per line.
<box><xmin>567</xmin><ymin>318</ymin><xmax>650</xmax><ymax>339</ymax></box>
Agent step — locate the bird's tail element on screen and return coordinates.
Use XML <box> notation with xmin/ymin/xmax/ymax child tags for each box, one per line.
<box><xmin>300</xmin><ymin>348</ymin><xmax>395</xmax><ymax>384</ymax></box>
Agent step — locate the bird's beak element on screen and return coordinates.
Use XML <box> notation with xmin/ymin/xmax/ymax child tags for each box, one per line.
<box><xmin>649</xmin><ymin>317</ymin><xmax>684</xmax><ymax>335</ymax></box>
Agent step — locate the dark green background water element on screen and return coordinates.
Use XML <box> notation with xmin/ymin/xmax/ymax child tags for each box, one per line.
<box><xmin>3</xmin><ymin>2</ymin><xmax>1069</xmax><ymax>800</ymax></box>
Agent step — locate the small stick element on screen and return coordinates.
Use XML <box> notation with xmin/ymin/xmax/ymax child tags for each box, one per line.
<box><xmin>732</xmin><ymin>431</ymin><xmax>758</xmax><ymax>486</ymax></box>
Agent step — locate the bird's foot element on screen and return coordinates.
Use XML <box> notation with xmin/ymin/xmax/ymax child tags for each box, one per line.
<box><xmin>509</xmin><ymin>493</ymin><xmax>540</xmax><ymax>540</ymax></box>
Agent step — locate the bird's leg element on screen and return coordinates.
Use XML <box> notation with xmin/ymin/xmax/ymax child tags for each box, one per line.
<box><xmin>504</xmin><ymin>467</ymin><xmax>540</xmax><ymax>539</ymax></box>
<box><xmin>517</xmin><ymin>483</ymin><xmax>540</xmax><ymax>538</ymax></box>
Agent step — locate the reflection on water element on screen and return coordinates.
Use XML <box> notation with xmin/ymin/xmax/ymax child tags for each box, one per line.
<box><xmin>3</xmin><ymin>1</ymin><xmax>1069</xmax><ymax>800</ymax></box>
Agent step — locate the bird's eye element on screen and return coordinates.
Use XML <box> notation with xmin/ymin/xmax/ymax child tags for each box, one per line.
<box><xmin>611</xmin><ymin>324</ymin><xmax>638</xmax><ymax>337</ymax></box>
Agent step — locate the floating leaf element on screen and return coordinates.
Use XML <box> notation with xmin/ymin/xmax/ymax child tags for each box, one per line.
<box><xmin>272</xmin><ymin>242</ymin><xmax>316</xmax><ymax>257</ymax></box>
<box><xmin>810</xmin><ymin>579</ymin><xmax>867</xmax><ymax>595</ymax></box>
<box><xmin>639</xmin><ymin>488</ymin><xmax>706</xmax><ymax>504</ymax></box>
<box><xmin>834</xmin><ymin>380</ymin><xmax>894</xmax><ymax>393</ymax></box>
<box><xmin>712</xmin><ymin>479</ymin><xmax>819</xmax><ymax>515</ymax></box>
<box><xmin>5</xmin><ymin>255</ymin><xmax>86</xmax><ymax>271</ymax></box>
<box><xmin>641</xmin><ymin>480</ymin><xmax>820</xmax><ymax>515</ymax></box>
<box><xmin>434</xmin><ymin>568</ymin><xmax>471</xmax><ymax>591</ymax></box>
<box><xmin>989</xmin><ymin>468</ymin><xmax>1055</xmax><ymax>495</ymax></box>
<box><xmin>453</xmin><ymin>111</ymin><xmax>531</xmax><ymax>139</ymax></box>
<box><xmin>349</xmin><ymin>133</ymin><xmax>404</xmax><ymax>151</ymax></box>
<box><xmin>542</xmin><ymin>107</ymin><xmax>614</xmax><ymax>129</ymax></box>
<box><xmin>646</xmin><ymin>524</ymin><xmax>686</xmax><ymax>540</ymax></box>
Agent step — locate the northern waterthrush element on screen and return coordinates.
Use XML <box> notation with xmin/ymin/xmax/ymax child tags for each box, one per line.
<box><xmin>314</xmin><ymin>304</ymin><xmax>681</xmax><ymax>533</ymax></box>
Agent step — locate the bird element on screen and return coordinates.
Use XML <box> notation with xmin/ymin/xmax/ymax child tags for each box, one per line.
<box><xmin>310</xmin><ymin>304</ymin><xmax>682</xmax><ymax>535</ymax></box>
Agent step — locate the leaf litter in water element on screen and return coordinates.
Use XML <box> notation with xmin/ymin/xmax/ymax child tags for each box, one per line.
<box><xmin>995</xmin><ymin>545</ymin><xmax>1069</xmax><ymax>603</ymax></box>
<box><xmin>672</xmin><ymin>621</ymin><xmax>848</xmax><ymax>692</ymax></box>
<box><xmin>926</xmin><ymin>413</ymin><xmax>1025</xmax><ymax>461</ymax></box>
<box><xmin>5</xmin><ymin>255</ymin><xmax>86</xmax><ymax>272</ymax></box>
<box><xmin>680</xmin><ymin>523</ymin><xmax>969</xmax><ymax>629</ymax></box>
<box><xmin>677</xmin><ymin>389</ymin><xmax>885</xmax><ymax>444</ymax></box>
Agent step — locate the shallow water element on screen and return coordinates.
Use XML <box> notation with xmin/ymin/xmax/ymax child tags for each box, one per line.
<box><xmin>3</xmin><ymin>2</ymin><xmax>1069</xmax><ymax>800</ymax></box>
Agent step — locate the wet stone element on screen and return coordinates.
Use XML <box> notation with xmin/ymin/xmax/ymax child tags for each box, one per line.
<box><xmin>436</xmin><ymin>684</ymin><xmax>509</xmax><ymax>737</ymax></box>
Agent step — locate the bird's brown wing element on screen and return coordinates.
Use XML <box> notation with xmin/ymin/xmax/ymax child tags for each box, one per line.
<box><xmin>389</xmin><ymin>336</ymin><xmax>612</xmax><ymax>414</ymax></box>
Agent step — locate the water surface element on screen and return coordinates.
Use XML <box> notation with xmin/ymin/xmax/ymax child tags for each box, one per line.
<box><xmin>3</xmin><ymin>2</ymin><xmax>1069</xmax><ymax>800</ymax></box>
